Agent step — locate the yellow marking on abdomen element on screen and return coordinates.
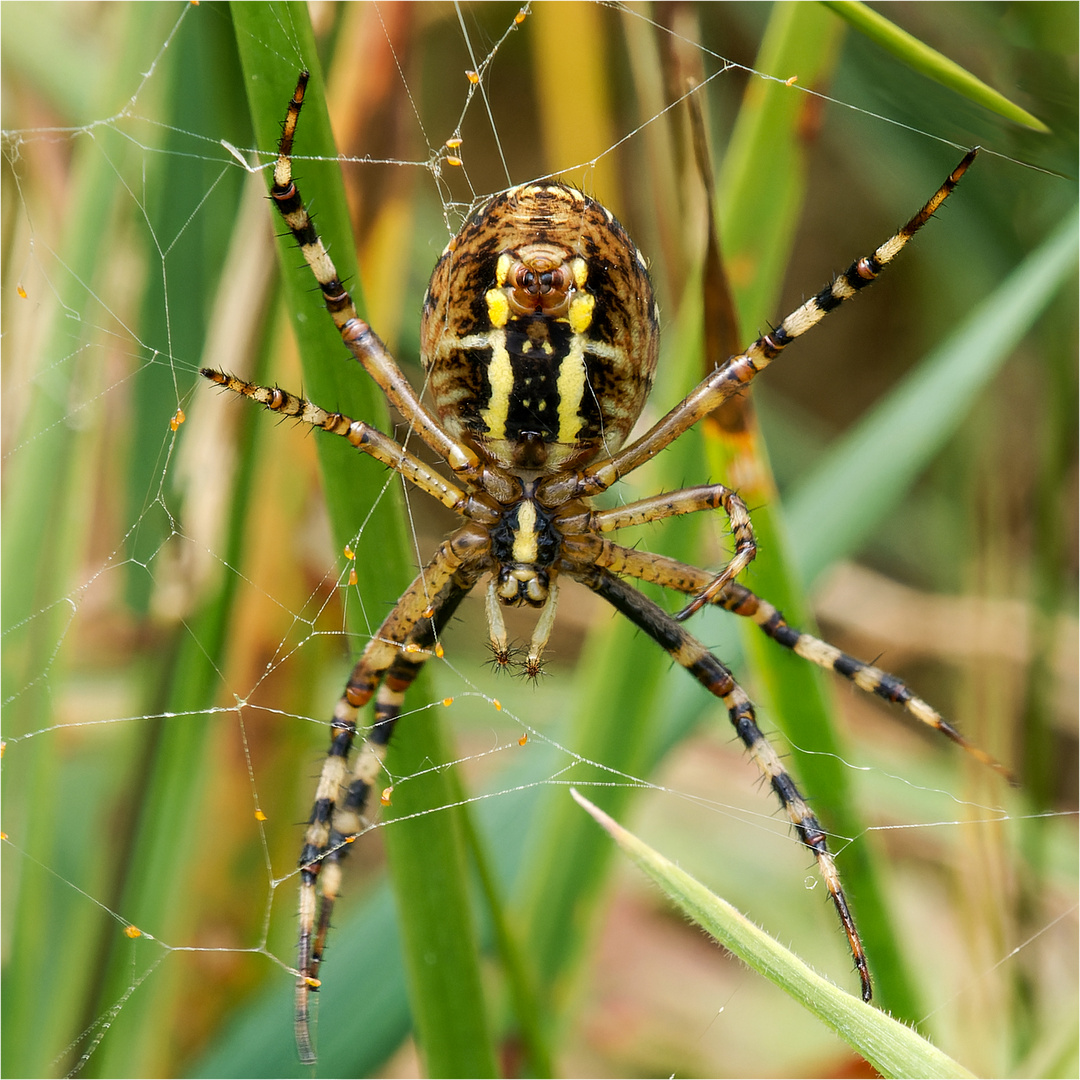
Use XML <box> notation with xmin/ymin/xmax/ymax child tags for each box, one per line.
<box><xmin>568</xmin><ymin>292</ymin><xmax>594</xmax><ymax>334</ymax></box>
<box><xmin>485</xmin><ymin>287</ymin><xmax>510</xmax><ymax>328</ymax></box>
<box><xmin>556</xmin><ymin>339</ymin><xmax>587</xmax><ymax>443</ymax></box>
<box><xmin>479</xmin><ymin>329</ymin><xmax>512</xmax><ymax>438</ymax></box>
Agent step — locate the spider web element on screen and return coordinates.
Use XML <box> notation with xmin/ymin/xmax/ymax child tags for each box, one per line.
<box><xmin>2</xmin><ymin>3</ymin><xmax>1077</xmax><ymax>1078</ymax></box>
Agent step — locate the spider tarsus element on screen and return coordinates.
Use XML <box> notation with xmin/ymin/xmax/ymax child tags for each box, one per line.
<box><xmin>521</xmin><ymin>657</ymin><xmax>547</xmax><ymax>681</ymax></box>
<box><xmin>294</xmin><ymin>994</ymin><xmax>316</xmax><ymax>1067</ymax></box>
<box><xmin>942</xmin><ymin>721</ymin><xmax>1018</xmax><ymax>785</ymax></box>
<box><xmin>674</xmin><ymin>568</ymin><xmax>734</xmax><ymax>621</ymax></box>
<box><xmin>200</xmin><ymin>366</ymin><xmax>230</xmax><ymax>387</ymax></box>
<box><xmin>485</xmin><ymin>638</ymin><xmax>521</xmax><ymax>674</ymax></box>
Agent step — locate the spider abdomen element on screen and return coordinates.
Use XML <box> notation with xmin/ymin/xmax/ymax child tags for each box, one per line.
<box><xmin>421</xmin><ymin>182</ymin><xmax>659</xmax><ymax>474</ymax></box>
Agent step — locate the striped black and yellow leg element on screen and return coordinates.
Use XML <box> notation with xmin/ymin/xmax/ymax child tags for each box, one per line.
<box><xmin>294</xmin><ymin>539</ymin><xmax>487</xmax><ymax>1063</ymax></box>
<box><xmin>268</xmin><ymin>72</ymin><xmax>483</xmax><ymax>479</ymax></box>
<box><xmin>572</xmin><ymin>564</ymin><xmax>872</xmax><ymax>1003</ymax></box>
<box><xmin>577</xmin><ymin>150</ymin><xmax>977</xmax><ymax>499</ymax></box>
<box><xmin>591</xmin><ymin>483</ymin><xmax>756</xmax><ymax>603</ymax></box>
<box><xmin>200</xmin><ymin>371</ymin><xmax>471</xmax><ymax>514</ymax></box>
<box><xmin>585</xmin><ymin>539</ymin><xmax>1012</xmax><ymax>780</ymax></box>
<box><xmin>713</xmin><ymin>580</ymin><xmax>1015</xmax><ymax>782</ymax></box>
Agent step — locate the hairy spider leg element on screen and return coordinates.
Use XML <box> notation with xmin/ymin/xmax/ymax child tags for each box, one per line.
<box><xmin>537</xmin><ymin>151</ymin><xmax>979</xmax><ymax>615</ymax></box>
<box><xmin>200</xmin><ymin>373</ymin><xmax>472</xmax><ymax>512</ymax></box>
<box><xmin>574</xmin><ymin>565</ymin><xmax>872</xmax><ymax>1000</ymax></box>
<box><xmin>269</xmin><ymin>71</ymin><xmax>485</xmax><ymax>481</ymax></box>
<box><xmin>293</xmin><ymin>545</ymin><xmax>485</xmax><ymax>1064</ymax></box>
<box><xmin>203</xmin><ymin>361</ymin><xmax>505</xmax><ymax>1061</ymax></box>
<box><xmin>591</xmin><ymin>483</ymin><xmax>756</xmax><ymax>598</ymax></box>
<box><xmin>583</xmin><ymin>539</ymin><xmax>1013</xmax><ymax>781</ymax></box>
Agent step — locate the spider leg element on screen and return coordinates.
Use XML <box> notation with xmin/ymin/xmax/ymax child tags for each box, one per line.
<box><xmin>578</xmin><ymin>538</ymin><xmax>1013</xmax><ymax>781</ymax></box>
<box><xmin>294</xmin><ymin>532</ymin><xmax>488</xmax><ymax>1064</ymax></box>
<box><xmin>591</xmin><ymin>483</ymin><xmax>755</xmax><ymax>602</ymax></box>
<box><xmin>714</xmin><ymin>580</ymin><xmax>1016</xmax><ymax>782</ymax></box>
<box><xmin>542</xmin><ymin>151</ymin><xmax>977</xmax><ymax>509</ymax></box>
<box><xmin>484</xmin><ymin>578</ymin><xmax>514</xmax><ymax>671</ymax></box>
<box><xmin>570</xmin><ymin>563</ymin><xmax>872</xmax><ymax>1002</ymax></box>
<box><xmin>524</xmin><ymin>578</ymin><xmax>560</xmax><ymax>678</ymax></box>
<box><xmin>269</xmin><ymin>73</ymin><xmax>483</xmax><ymax>480</ymax></box>
<box><xmin>200</xmin><ymin>369</ymin><xmax>472</xmax><ymax>514</ymax></box>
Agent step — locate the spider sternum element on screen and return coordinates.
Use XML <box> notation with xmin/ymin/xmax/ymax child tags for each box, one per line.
<box><xmin>488</xmin><ymin>484</ymin><xmax>563</xmax><ymax>607</ymax></box>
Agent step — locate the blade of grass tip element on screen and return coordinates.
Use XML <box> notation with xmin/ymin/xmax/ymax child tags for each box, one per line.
<box><xmin>789</xmin><ymin>208</ymin><xmax>1080</xmax><ymax>585</ymax></box>
<box><xmin>570</xmin><ymin>789</ymin><xmax>977</xmax><ymax>1080</ymax></box>
<box><xmin>230</xmin><ymin>4</ymin><xmax>497</xmax><ymax>1074</ymax></box>
<box><xmin>822</xmin><ymin>1</ymin><xmax>1050</xmax><ymax>133</ymax></box>
<box><xmin>710</xmin><ymin>2</ymin><xmax>921</xmax><ymax>1021</ymax></box>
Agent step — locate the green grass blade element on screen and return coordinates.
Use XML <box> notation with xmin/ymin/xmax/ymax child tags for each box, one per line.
<box><xmin>708</xmin><ymin>1</ymin><xmax>921</xmax><ymax>1022</ymax></box>
<box><xmin>572</xmin><ymin>789</ymin><xmax>976</xmax><ymax>1080</ymax></box>
<box><xmin>3</xmin><ymin>5</ymin><xmax>251</xmax><ymax>1076</ymax></box>
<box><xmin>789</xmin><ymin>207</ymin><xmax>1080</xmax><ymax>584</ymax></box>
<box><xmin>822</xmin><ymin>0</ymin><xmax>1050</xmax><ymax>132</ymax></box>
<box><xmin>87</xmin><ymin>16</ymin><xmax>263</xmax><ymax>1077</ymax></box>
<box><xmin>230</xmin><ymin>4</ymin><xmax>497</xmax><ymax>1074</ymax></box>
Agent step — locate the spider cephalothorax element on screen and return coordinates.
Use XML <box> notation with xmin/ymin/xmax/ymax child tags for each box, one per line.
<box><xmin>202</xmin><ymin>71</ymin><xmax>1009</xmax><ymax>1064</ymax></box>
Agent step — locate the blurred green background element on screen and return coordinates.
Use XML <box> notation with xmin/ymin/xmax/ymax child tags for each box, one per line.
<box><xmin>2</xmin><ymin>3</ymin><xmax>1076</xmax><ymax>1077</ymax></box>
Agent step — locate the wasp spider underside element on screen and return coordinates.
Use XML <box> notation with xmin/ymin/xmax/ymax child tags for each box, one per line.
<box><xmin>202</xmin><ymin>72</ymin><xmax>1011</xmax><ymax>1064</ymax></box>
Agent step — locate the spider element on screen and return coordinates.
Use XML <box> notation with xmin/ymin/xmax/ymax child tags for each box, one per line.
<box><xmin>202</xmin><ymin>72</ymin><xmax>1011</xmax><ymax>1064</ymax></box>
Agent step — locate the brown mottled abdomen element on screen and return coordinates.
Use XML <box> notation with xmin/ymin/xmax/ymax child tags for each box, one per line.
<box><xmin>420</xmin><ymin>182</ymin><xmax>658</xmax><ymax>474</ymax></box>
